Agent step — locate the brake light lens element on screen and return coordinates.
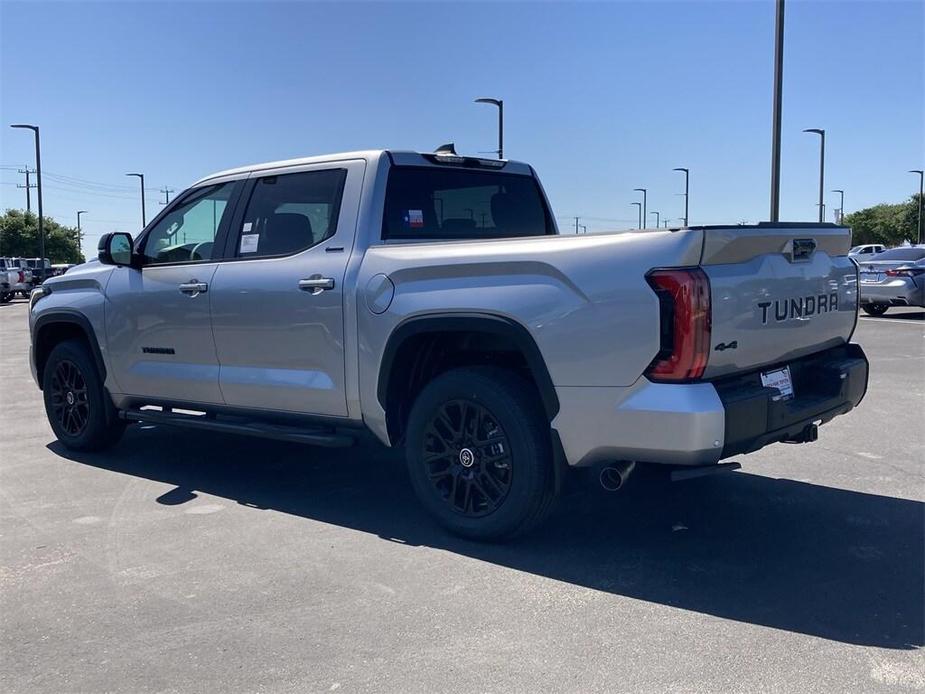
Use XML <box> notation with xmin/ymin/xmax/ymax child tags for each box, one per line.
<box><xmin>885</xmin><ymin>267</ymin><xmax>925</xmax><ymax>277</ymax></box>
<box><xmin>645</xmin><ymin>268</ymin><xmax>712</xmax><ymax>381</ymax></box>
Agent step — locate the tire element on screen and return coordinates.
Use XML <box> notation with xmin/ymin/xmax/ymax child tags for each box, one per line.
<box><xmin>862</xmin><ymin>304</ymin><xmax>889</xmax><ymax>316</ymax></box>
<box><xmin>42</xmin><ymin>338</ymin><xmax>125</xmax><ymax>451</ymax></box>
<box><xmin>405</xmin><ymin>367</ymin><xmax>557</xmax><ymax>541</ymax></box>
<box><xmin>0</xmin><ymin>291</ymin><xmax>10</xmax><ymax>303</ymax></box>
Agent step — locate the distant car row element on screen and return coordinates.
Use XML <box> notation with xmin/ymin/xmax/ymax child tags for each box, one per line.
<box><xmin>0</xmin><ymin>257</ymin><xmax>77</xmax><ymax>303</ymax></box>
<box><xmin>852</xmin><ymin>245</ymin><xmax>925</xmax><ymax>315</ymax></box>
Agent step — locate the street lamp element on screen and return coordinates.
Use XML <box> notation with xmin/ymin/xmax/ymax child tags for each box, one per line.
<box><xmin>126</xmin><ymin>173</ymin><xmax>146</xmax><ymax>227</ymax></box>
<box><xmin>631</xmin><ymin>202</ymin><xmax>642</xmax><ymax>230</ymax></box>
<box><xmin>770</xmin><ymin>0</ymin><xmax>785</xmax><ymax>222</ymax></box>
<box><xmin>830</xmin><ymin>189</ymin><xmax>844</xmax><ymax>223</ymax></box>
<box><xmin>10</xmin><ymin>124</ymin><xmax>44</xmax><ymax>260</ymax></box>
<box><xmin>649</xmin><ymin>211</ymin><xmax>660</xmax><ymax>228</ymax></box>
<box><xmin>474</xmin><ymin>97</ymin><xmax>503</xmax><ymax>159</ymax></box>
<box><xmin>910</xmin><ymin>170</ymin><xmax>924</xmax><ymax>244</ymax></box>
<box><xmin>673</xmin><ymin>167</ymin><xmax>689</xmax><ymax>226</ymax></box>
<box><xmin>633</xmin><ymin>188</ymin><xmax>647</xmax><ymax>228</ymax></box>
<box><xmin>803</xmin><ymin>128</ymin><xmax>825</xmax><ymax>222</ymax></box>
<box><xmin>76</xmin><ymin>210</ymin><xmax>87</xmax><ymax>256</ymax></box>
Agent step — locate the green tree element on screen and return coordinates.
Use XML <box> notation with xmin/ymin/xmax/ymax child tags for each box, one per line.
<box><xmin>0</xmin><ymin>209</ymin><xmax>85</xmax><ymax>263</ymax></box>
<box><xmin>843</xmin><ymin>195</ymin><xmax>922</xmax><ymax>246</ymax></box>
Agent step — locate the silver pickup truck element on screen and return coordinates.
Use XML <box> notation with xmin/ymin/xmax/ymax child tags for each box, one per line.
<box><xmin>29</xmin><ymin>149</ymin><xmax>868</xmax><ymax>540</ymax></box>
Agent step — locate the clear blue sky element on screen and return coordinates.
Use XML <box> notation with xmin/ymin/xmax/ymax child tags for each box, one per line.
<box><xmin>1</xmin><ymin>0</ymin><xmax>923</xmax><ymax>252</ymax></box>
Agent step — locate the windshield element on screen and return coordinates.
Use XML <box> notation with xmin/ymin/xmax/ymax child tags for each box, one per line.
<box><xmin>872</xmin><ymin>248</ymin><xmax>925</xmax><ymax>261</ymax></box>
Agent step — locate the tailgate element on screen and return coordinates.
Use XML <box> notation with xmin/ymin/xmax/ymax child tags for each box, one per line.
<box><xmin>699</xmin><ymin>225</ymin><xmax>857</xmax><ymax>379</ymax></box>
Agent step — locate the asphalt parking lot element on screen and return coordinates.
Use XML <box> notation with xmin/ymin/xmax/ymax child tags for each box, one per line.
<box><xmin>1</xmin><ymin>297</ymin><xmax>922</xmax><ymax>693</ymax></box>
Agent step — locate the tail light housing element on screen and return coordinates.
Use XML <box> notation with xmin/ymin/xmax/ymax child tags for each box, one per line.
<box><xmin>885</xmin><ymin>267</ymin><xmax>925</xmax><ymax>277</ymax></box>
<box><xmin>18</xmin><ymin>270</ymin><xmax>24</xmax><ymax>283</ymax></box>
<box><xmin>645</xmin><ymin>268</ymin><xmax>712</xmax><ymax>381</ymax></box>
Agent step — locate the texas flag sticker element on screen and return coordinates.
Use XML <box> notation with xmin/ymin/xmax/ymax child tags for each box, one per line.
<box><xmin>408</xmin><ymin>209</ymin><xmax>424</xmax><ymax>228</ymax></box>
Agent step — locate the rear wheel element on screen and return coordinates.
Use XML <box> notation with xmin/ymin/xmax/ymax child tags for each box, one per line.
<box><xmin>862</xmin><ymin>304</ymin><xmax>889</xmax><ymax>316</ymax></box>
<box><xmin>42</xmin><ymin>339</ymin><xmax>125</xmax><ymax>451</ymax></box>
<box><xmin>405</xmin><ymin>367</ymin><xmax>556</xmax><ymax>541</ymax></box>
<box><xmin>0</xmin><ymin>291</ymin><xmax>11</xmax><ymax>303</ymax></box>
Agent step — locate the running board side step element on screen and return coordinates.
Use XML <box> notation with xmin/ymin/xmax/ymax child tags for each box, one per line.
<box><xmin>670</xmin><ymin>461</ymin><xmax>741</xmax><ymax>482</ymax></box>
<box><xmin>120</xmin><ymin>408</ymin><xmax>355</xmax><ymax>448</ymax></box>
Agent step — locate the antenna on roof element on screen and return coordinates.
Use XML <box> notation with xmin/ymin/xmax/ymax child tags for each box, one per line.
<box><xmin>434</xmin><ymin>143</ymin><xmax>457</xmax><ymax>155</ymax></box>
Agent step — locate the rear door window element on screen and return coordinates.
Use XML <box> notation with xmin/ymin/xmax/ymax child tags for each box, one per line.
<box><xmin>234</xmin><ymin>169</ymin><xmax>347</xmax><ymax>258</ymax></box>
<box><xmin>382</xmin><ymin>167</ymin><xmax>554</xmax><ymax>240</ymax></box>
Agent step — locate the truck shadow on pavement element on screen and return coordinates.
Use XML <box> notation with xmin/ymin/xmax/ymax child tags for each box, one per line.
<box><xmin>50</xmin><ymin>425</ymin><xmax>924</xmax><ymax>651</ymax></box>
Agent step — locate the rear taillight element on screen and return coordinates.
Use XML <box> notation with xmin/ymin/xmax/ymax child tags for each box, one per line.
<box><xmin>885</xmin><ymin>267</ymin><xmax>925</xmax><ymax>277</ymax></box>
<box><xmin>645</xmin><ymin>268</ymin><xmax>712</xmax><ymax>381</ymax></box>
<box><xmin>18</xmin><ymin>270</ymin><xmax>24</xmax><ymax>283</ymax></box>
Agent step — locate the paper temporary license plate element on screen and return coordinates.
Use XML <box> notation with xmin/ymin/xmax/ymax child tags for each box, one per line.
<box><xmin>761</xmin><ymin>366</ymin><xmax>795</xmax><ymax>402</ymax></box>
<box><xmin>860</xmin><ymin>272</ymin><xmax>883</xmax><ymax>283</ymax></box>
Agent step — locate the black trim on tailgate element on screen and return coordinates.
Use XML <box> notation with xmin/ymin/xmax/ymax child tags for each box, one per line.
<box><xmin>715</xmin><ymin>343</ymin><xmax>869</xmax><ymax>458</ymax></box>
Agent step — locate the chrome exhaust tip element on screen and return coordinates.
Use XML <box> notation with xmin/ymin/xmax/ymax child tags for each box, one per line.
<box><xmin>599</xmin><ymin>461</ymin><xmax>636</xmax><ymax>492</ymax></box>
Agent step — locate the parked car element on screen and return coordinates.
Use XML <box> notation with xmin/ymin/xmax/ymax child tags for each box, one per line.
<box><xmin>849</xmin><ymin>244</ymin><xmax>885</xmax><ymax>258</ymax></box>
<box><xmin>0</xmin><ymin>258</ymin><xmax>12</xmax><ymax>302</ymax></box>
<box><xmin>0</xmin><ymin>257</ymin><xmax>32</xmax><ymax>299</ymax></box>
<box><xmin>29</xmin><ymin>149</ymin><xmax>868</xmax><ymax>540</ymax></box>
<box><xmin>858</xmin><ymin>246</ymin><xmax>925</xmax><ymax>315</ymax></box>
<box><xmin>23</xmin><ymin>258</ymin><xmax>53</xmax><ymax>284</ymax></box>
<box><xmin>50</xmin><ymin>263</ymin><xmax>77</xmax><ymax>277</ymax></box>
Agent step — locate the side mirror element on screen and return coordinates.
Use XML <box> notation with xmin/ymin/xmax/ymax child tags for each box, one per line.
<box><xmin>98</xmin><ymin>232</ymin><xmax>135</xmax><ymax>267</ymax></box>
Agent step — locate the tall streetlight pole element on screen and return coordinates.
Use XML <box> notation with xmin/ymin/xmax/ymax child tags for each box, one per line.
<box><xmin>830</xmin><ymin>189</ymin><xmax>844</xmax><ymax>223</ymax></box>
<box><xmin>474</xmin><ymin>97</ymin><xmax>503</xmax><ymax>159</ymax></box>
<box><xmin>673</xmin><ymin>167</ymin><xmax>689</xmax><ymax>226</ymax></box>
<box><xmin>633</xmin><ymin>188</ymin><xmax>647</xmax><ymax>228</ymax></box>
<box><xmin>10</xmin><ymin>124</ymin><xmax>44</xmax><ymax>260</ymax></box>
<box><xmin>76</xmin><ymin>210</ymin><xmax>87</xmax><ymax>256</ymax></box>
<box><xmin>126</xmin><ymin>173</ymin><xmax>146</xmax><ymax>228</ymax></box>
<box><xmin>631</xmin><ymin>202</ymin><xmax>642</xmax><ymax>230</ymax></box>
<box><xmin>769</xmin><ymin>0</ymin><xmax>785</xmax><ymax>222</ymax></box>
<box><xmin>649</xmin><ymin>211</ymin><xmax>660</xmax><ymax>229</ymax></box>
<box><xmin>910</xmin><ymin>170</ymin><xmax>924</xmax><ymax>244</ymax></box>
<box><xmin>803</xmin><ymin>128</ymin><xmax>825</xmax><ymax>223</ymax></box>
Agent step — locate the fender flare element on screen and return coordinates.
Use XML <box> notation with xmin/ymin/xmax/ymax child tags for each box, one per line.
<box><xmin>377</xmin><ymin>312</ymin><xmax>559</xmax><ymax>420</ymax></box>
<box><xmin>33</xmin><ymin>311</ymin><xmax>107</xmax><ymax>388</ymax></box>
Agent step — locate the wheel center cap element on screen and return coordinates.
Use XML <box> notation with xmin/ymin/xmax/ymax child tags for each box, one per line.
<box><xmin>66</xmin><ymin>391</ymin><xmax>75</xmax><ymax>406</ymax></box>
<box><xmin>458</xmin><ymin>448</ymin><xmax>475</xmax><ymax>468</ymax></box>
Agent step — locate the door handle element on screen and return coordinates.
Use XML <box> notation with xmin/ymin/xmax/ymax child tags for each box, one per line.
<box><xmin>178</xmin><ymin>281</ymin><xmax>208</xmax><ymax>296</ymax></box>
<box><xmin>298</xmin><ymin>277</ymin><xmax>335</xmax><ymax>295</ymax></box>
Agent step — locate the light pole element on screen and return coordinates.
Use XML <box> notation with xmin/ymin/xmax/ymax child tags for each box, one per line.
<box><xmin>910</xmin><ymin>170</ymin><xmax>924</xmax><ymax>244</ymax></box>
<box><xmin>631</xmin><ymin>202</ymin><xmax>642</xmax><ymax>230</ymax></box>
<box><xmin>474</xmin><ymin>97</ymin><xmax>503</xmax><ymax>159</ymax></box>
<box><xmin>673</xmin><ymin>167</ymin><xmax>689</xmax><ymax>225</ymax></box>
<box><xmin>126</xmin><ymin>173</ymin><xmax>146</xmax><ymax>227</ymax></box>
<box><xmin>76</xmin><ymin>210</ymin><xmax>87</xmax><ymax>256</ymax></box>
<box><xmin>649</xmin><ymin>211</ymin><xmax>660</xmax><ymax>229</ymax></box>
<box><xmin>830</xmin><ymin>189</ymin><xmax>844</xmax><ymax>223</ymax></box>
<box><xmin>10</xmin><ymin>124</ymin><xmax>44</xmax><ymax>260</ymax></box>
<box><xmin>580</xmin><ymin>225</ymin><xmax>587</xmax><ymax>234</ymax></box>
<box><xmin>633</xmin><ymin>188</ymin><xmax>647</xmax><ymax>228</ymax></box>
<box><xmin>770</xmin><ymin>0</ymin><xmax>785</xmax><ymax>222</ymax></box>
<box><xmin>803</xmin><ymin>128</ymin><xmax>825</xmax><ymax>222</ymax></box>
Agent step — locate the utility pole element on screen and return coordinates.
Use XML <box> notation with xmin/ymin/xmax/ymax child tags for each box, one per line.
<box><xmin>159</xmin><ymin>187</ymin><xmax>174</xmax><ymax>205</ymax></box>
<box><xmin>910</xmin><ymin>170</ymin><xmax>924</xmax><ymax>244</ymax></box>
<box><xmin>769</xmin><ymin>0</ymin><xmax>785</xmax><ymax>222</ymax></box>
<box><xmin>634</xmin><ymin>188</ymin><xmax>647</xmax><ymax>228</ymax></box>
<box><xmin>673</xmin><ymin>167</ymin><xmax>689</xmax><ymax>225</ymax></box>
<box><xmin>17</xmin><ymin>166</ymin><xmax>36</xmax><ymax>212</ymax></box>
<box><xmin>574</xmin><ymin>216</ymin><xmax>580</xmax><ymax>234</ymax></box>
<box><xmin>76</xmin><ymin>210</ymin><xmax>87</xmax><ymax>256</ymax></box>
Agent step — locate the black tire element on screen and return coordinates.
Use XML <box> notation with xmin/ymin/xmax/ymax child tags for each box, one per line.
<box><xmin>405</xmin><ymin>367</ymin><xmax>556</xmax><ymax>541</ymax></box>
<box><xmin>42</xmin><ymin>338</ymin><xmax>125</xmax><ymax>451</ymax></box>
<box><xmin>862</xmin><ymin>304</ymin><xmax>889</xmax><ymax>316</ymax></box>
<box><xmin>0</xmin><ymin>291</ymin><xmax>11</xmax><ymax>303</ymax></box>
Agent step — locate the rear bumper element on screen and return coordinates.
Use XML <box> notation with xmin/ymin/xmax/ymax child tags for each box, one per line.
<box><xmin>551</xmin><ymin>343</ymin><xmax>869</xmax><ymax>467</ymax></box>
<box><xmin>860</xmin><ymin>279</ymin><xmax>924</xmax><ymax>307</ymax></box>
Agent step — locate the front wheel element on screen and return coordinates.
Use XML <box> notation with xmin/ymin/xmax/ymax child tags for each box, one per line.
<box><xmin>42</xmin><ymin>339</ymin><xmax>125</xmax><ymax>451</ymax></box>
<box><xmin>862</xmin><ymin>304</ymin><xmax>889</xmax><ymax>316</ymax></box>
<box><xmin>404</xmin><ymin>367</ymin><xmax>556</xmax><ymax>541</ymax></box>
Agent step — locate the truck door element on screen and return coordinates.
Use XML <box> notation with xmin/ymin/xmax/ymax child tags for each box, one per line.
<box><xmin>105</xmin><ymin>180</ymin><xmax>240</xmax><ymax>405</ymax></box>
<box><xmin>209</xmin><ymin>160</ymin><xmax>365</xmax><ymax>417</ymax></box>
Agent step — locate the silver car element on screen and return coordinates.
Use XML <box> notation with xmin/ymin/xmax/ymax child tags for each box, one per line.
<box><xmin>858</xmin><ymin>246</ymin><xmax>925</xmax><ymax>315</ymax></box>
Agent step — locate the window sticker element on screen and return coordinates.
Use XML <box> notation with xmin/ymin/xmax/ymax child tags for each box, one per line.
<box><xmin>239</xmin><ymin>233</ymin><xmax>260</xmax><ymax>254</ymax></box>
<box><xmin>242</xmin><ymin>222</ymin><xmax>253</xmax><ymax>232</ymax></box>
<box><xmin>408</xmin><ymin>209</ymin><xmax>424</xmax><ymax>228</ymax></box>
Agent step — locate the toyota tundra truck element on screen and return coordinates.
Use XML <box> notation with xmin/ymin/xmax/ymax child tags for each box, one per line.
<box><xmin>28</xmin><ymin>149</ymin><xmax>868</xmax><ymax>540</ymax></box>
